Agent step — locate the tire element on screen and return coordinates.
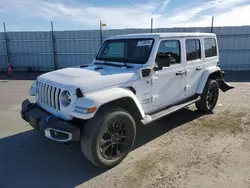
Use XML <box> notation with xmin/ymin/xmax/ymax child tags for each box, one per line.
<box><xmin>80</xmin><ymin>106</ymin><xmax>136</xmax><ymax>168</ymax></box>
<box><xmin>195</xmin><ymin>79</ymin><xmax>219</xmax><ymax>112</ymax></box>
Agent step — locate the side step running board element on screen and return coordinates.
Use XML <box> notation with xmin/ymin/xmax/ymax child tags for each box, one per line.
<box><xmin>141</xmin><ymin>96</ymin><xmax>201</xmax><ymax>125</ymax></box>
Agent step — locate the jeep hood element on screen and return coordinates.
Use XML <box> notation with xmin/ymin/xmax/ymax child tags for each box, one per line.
<box><xmin>38</xmin><ymin>66</ymin><xmax>139</xmax><ymax>93</ymax></box>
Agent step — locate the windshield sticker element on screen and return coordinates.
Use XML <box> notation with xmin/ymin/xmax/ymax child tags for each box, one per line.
<box><xmin>137</xmin><ymin>40</ymin><xmax>153</xmax><ymax>47</ymax></box>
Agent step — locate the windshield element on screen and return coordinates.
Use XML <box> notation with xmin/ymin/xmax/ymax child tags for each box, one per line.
<box><xmin>96</xmin><ymin>38</ymin><xmax>154</xmax><ymax>64</ymax></box>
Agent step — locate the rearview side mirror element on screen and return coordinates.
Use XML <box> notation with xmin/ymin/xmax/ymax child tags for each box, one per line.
<box><xmin>156</xmin><ymin>53</ymin><xmax>176</xmax><ymax>68</ymax></box>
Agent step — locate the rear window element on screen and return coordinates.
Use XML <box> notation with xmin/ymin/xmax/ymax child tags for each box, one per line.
<box><xmin>185</xmin><ymin>39</ymin><xmax>201</xmax><ymax>61</ymax></box>
<box><xmin>204</xmin><ymin>38</ymin><xmax>217</xmax><ymax>58</ymax></box>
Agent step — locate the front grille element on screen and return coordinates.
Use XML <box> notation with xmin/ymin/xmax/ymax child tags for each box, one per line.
<box><xmin>37</xmin><ymin>81</ymin><xmax>62</xmax><ymax>111</ymax></box>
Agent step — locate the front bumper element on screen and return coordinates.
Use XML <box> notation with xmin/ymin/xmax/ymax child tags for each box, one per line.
<box><xmin>21</xmin><ymin>99</ymin><xmax>80</xmax><ymax>143</ymax></box>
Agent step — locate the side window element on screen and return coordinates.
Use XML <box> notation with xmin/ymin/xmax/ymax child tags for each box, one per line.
<box><xmin>157</xmin><ymin>40</ymin><xmax>181</xmax><ymax>65</ymax></box>
<box><xmin>186</xmin><ymin>39</ymin><xmax>201</xmax><ymax>61</ymax></box>
<box><xmin>204</xmin><ymin>38</ymin><xmax>217</xmax><ymax>58</ymax></box>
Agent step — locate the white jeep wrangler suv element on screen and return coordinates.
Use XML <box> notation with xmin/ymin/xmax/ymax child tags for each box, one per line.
<box><xmin>21</xmin><ymin>32</ymin><xmax>234</xmax><ymax>168</ymax></box>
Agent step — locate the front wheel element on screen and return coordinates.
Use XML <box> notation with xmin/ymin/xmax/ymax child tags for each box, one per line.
<box><xmin>81</xmin><ymin>106</ymin><xmax>136</xmax><ymax>168</ymax></box>
<box><xmin>195</xmin><ymin>79</ymin><xmax>219</xmax><ymax>112</ymax></box>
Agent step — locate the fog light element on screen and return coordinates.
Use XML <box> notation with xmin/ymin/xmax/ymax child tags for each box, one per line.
<box><xmin>50</xmin><ymin>130</ymin><xmax>69</xmax><ymax>140</ymax></box>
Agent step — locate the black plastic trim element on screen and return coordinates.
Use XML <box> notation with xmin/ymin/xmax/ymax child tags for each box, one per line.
<box><xmin>76</xmin><ymin>88</ymin><xmax>84</xmax><ymax>97</ymax></box>
<box><xmin>21</xmin><ymin>99</ymin><xmax>80</xmax><ymax>142</ymax></box>
<box><xmin>142</xmin><ymin>68</ymin><xmax>151</xmax><ymax>77</ymax></box>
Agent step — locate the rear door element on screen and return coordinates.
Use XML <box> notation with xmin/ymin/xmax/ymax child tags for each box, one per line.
<box><xmin>184</xmin><ymin>37</ymin><xmax>204</xmax><ymax>98</ymax></box>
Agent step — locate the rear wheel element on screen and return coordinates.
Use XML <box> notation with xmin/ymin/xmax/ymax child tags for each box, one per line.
<box><xmin>195</xmin><ymin>79</ymin><xmax>219</xmax><ymax>112</ymax></box>
<box><xmin>81</xmin><ymin>106</ymin><xmax>136</xmax><ymax>168</ymax></box>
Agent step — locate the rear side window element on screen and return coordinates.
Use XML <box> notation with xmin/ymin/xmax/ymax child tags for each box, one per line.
<box><xmin>186</xmin><ymin>39</ymin><xmax>201</xmax><ymax>61</ymax></box>
<box><xmin>204</xmin><ymin>38</ymin><xmax>217</xmax><ymax>58</ymax></box>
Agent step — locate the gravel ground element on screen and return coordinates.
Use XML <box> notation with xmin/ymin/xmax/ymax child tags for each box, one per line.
<box><xmin>0</xmin><ymin>75</ymin><xmax>250</xmax><ymax>188</ymax></box>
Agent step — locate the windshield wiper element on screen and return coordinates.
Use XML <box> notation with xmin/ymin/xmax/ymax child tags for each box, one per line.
<box><xmin>95</xmin><ymin>58</ymin><xmax>133</xmax><ymax>68</ymax></box>
<box><xmin>120</xmin><ymin>57</ymin><xmax>129</xmax><ymax>67</ymax></box>
<box><xmin>94</xmin><ymin>58</ymin><xmax>108</xmax><ymax>65</ymax></box>
<box><xmin>94</xmin><ymin>61</ymin><xmax>124</xmax><ymax>68</ymax></box>
<box><xmin>119</xmin><ymin>58</ymin><xmax>133</xmax><ymax>68</ymax></box>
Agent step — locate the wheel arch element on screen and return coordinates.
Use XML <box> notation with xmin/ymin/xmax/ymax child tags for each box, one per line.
<box><xmin>97</xmin><ymin>96</ymin><xmax>143</xmax><ymax>121</ymax></box>
<box><xmin>208</xmin><ymin>70</ymin><xmax>222</xmax><ymax>80</ymax></box>
<box><xmin>196</xmin><ymin>67</ymin><xmax>222</xmax><ymax>94</ymax></box>
<box><xmin>70</xmin><ymin>87</ymin><xmax>145</xmax><ymax>120</ymax></box>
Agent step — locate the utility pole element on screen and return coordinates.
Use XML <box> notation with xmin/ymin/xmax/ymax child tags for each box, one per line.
<box><xmin>100</xmin><ymin>20</ymin><xmax>107</xmax><ymax>46</ymax></box>
<box><xmin>3</xmin><ymin>22</ymin><xmax>10</xmax><ymax>65</ymax></box>
<box><xmin>51</xmin><ymin>21</ymin><xmax>57</xmax><ymax>70</ymax></box>
<box><xmin>211</xmin><ymin>16</ymin><xmax>214</xmax><ymax>33</ymax></box>
<box><xmin>100</xmin><ymin>20</ymin><xmax>103</xmax><ymax>46</ymax></box>
<box><xmin>151</xmin><ymin>18</ymin><xmax>153</xmax><ymax>33</ymax></box>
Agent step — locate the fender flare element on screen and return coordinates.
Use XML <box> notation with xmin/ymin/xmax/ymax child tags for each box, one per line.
<box><xmin>196</xmin><ymin>66</ymin><xmax>221</xmax><ymax>94</ymax></box>
<box><xmin>69</xmin><ymin>87</ymin><xmax>145</xmax><ymax>120</ymax></box>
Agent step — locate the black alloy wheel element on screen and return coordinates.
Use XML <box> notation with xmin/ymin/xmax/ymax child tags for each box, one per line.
<box><xmin>100</xmin><ymin>119</ymin><xmax>128</xmax><ymax>160</ymax></box>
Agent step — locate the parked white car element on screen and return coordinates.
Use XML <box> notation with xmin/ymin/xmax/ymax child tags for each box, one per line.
<box><xmin>21</xmin><ymin>32</ymin><xmax>233</xmax><ymax>168</ymax></box>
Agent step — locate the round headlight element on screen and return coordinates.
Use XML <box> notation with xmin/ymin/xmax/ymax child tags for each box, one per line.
<box><xmin>60</xmin><ymin>90</ymin><xmax>71</xmax><ymax>107</ymax></box>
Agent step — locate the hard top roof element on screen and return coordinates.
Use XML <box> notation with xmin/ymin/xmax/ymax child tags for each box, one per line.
<box><xmin>108</xmin><ymin>32</ymin><xmax>216</xmax><ymax>40</ymax></box>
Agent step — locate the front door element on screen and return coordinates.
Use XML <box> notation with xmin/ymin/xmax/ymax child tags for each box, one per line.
<box><xmin>151</xmin><ymin>39</ymin><xmax>186</xmax><ymax>111</ymax></box>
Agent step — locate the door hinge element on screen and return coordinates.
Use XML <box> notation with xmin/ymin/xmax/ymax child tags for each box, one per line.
<box><xmin>151</xmin><ymin>95</ymin><xmax>159</xmax><ymax>102</ymax></box>
<box><xmin>151</xmin><ymin>76</ymin><xmax>158</xmax><ymax>84</ymax></box>
<box><xmin>185</xmin><ymin>85</ymin><xmax>190</xmax><ymax>91</ymax></box>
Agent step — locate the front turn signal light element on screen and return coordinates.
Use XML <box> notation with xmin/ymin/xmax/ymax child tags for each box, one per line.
<box><xmin>88</xmin><ymin>107</ymin><xmax>97</xmax><ymax>113</ymax></box>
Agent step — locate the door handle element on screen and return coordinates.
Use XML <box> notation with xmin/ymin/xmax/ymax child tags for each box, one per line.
<box><xmin>176</xmin><ymin>70</ymin><xmax>186</xmax><ymax>75</ymax></box>
<box><xmin>196</xmin><ymin>66</ymin><xmax>203</xmax><ymax>70</ymax></box>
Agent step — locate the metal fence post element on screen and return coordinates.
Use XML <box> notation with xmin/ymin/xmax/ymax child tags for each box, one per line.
<box><xmin>51</xmin><ymin>21</ymin><xmax>57</xmax><ymax>70</ymax></box>
<box><xmin>3</xmin><ymin>23</ymin><xmax>10</xmax><ymax>67</ymax></box>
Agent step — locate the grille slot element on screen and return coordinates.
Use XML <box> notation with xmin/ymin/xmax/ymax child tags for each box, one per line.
<box><xmin>37</xmin><ymin>81</ymin><xmax>61</xmax><ymax>111</ymax></box>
